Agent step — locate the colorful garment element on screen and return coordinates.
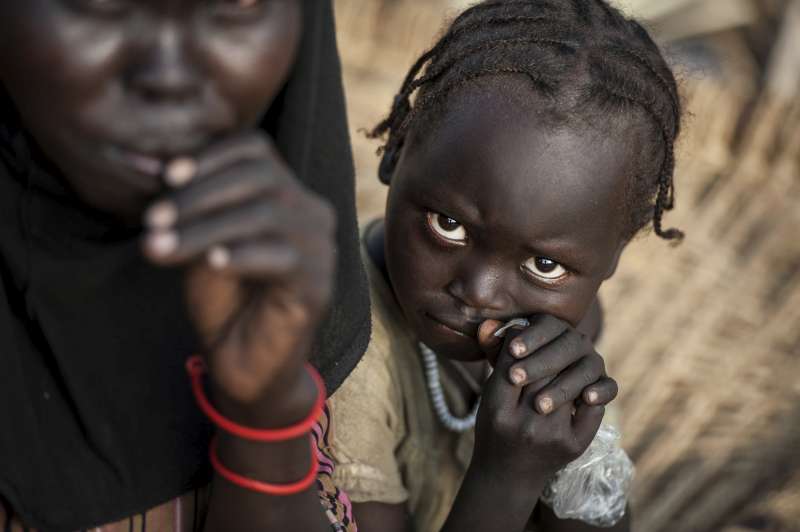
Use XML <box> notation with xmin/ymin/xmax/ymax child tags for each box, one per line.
<box><xmin>0</xmin><ymin>408</ymin><xmax>356</xmax><ymax>532</ymax></box>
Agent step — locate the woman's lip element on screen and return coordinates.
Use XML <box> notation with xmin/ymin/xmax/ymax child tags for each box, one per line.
<box><xmin>104</xmin><ymin>145</ymin><xmax>164</xmax><ymax>177</ymax></box>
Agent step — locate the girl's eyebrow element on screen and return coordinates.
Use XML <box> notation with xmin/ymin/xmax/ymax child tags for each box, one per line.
<box><xmin>417</xmin><ymin>183</ymin><xmax>482</xmax><ymax>222</ymax></box>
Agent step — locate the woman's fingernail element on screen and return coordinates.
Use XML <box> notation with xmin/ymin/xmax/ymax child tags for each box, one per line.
<box><xmin>147</xmin><ymin>231</ymin><xmax>178</xmax><ymax>257</ymax></box>
<box><xmin>207</xmin><ymin>245</ymin><xmax>231</xmax><ymax>270</ymax></box>
<box><xmin>511</xmin><ymin>340</ymin><xmax>526</xmax><ymax>358</ymax></box>
<box><xmin>165</xmin><ymin>157</ymin><xmax>197</xmax><ymax>187</ymax></box>
<box><xmin>510</xmin><ymin>367</ymin><xmax>527</xmax><ymax>385</ymax></box>
<box><xmin>145</xmin><ymin>200</ymin><xmax>177</xmax><ymax>229</ymax></box>
<box><xmin>538</xmin><ymin>396</ymin><xmax>554</xmax><ymax>414</ymax></box>
<box><xmin>587</xmin><ymin>390</ymin><xmax>599</xmax><ymax>404</ymax></box>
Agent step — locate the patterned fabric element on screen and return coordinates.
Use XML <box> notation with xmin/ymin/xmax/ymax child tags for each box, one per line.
<box><xmin>314</xmin><ymin>405</ymin><xmax>358</xmax><ymax>532</ymax></box>
<box><xmin>0</xmin><ymin>410</ymin><xmax>356</xmax><ymax>532</ymax></box>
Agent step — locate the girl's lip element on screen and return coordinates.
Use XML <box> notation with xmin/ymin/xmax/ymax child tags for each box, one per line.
<box><xmin>425</xmin><ymin>312</ymin><xmax>476</xmax><ymax>338</ymax></box>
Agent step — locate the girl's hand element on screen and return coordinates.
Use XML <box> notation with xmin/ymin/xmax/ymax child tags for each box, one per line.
<box><xmin>478</xmin><ymin>314</ymin><xmax>618</xmax><ymax>415</ymax></box>
<box><xmin>142</xmin><ymin>132</ymin><xmax>336</xmax><ymax>418</ymax></box>
<box><xmin>470</xmin><ymin>336</ymin><xmax>606</xmax><ymax>485</ymax></box>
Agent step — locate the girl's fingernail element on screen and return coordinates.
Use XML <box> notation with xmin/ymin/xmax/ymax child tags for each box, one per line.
<box><xmin>145</xmin><ymin>200</ymin><xmax>177</xmax><ymax>229</ymax></box>
<box><xmin>538</xmin><ymin>396</ymin><xmax>554</xmax><ymax>414</ymax></box>
<box><xmin>510</xmin><ymin>367</ymin><xmax>526</xmax><ymax>385</ymax></box>
<box><xmin>511</xmin><ymin>341</ymin><xmax>526</xmax><ymax>358</ymax></box>
<box><xmin>587</xmin><ymin>390</ymin><xmax>599</xmax><ymax>404</ymax></box>
<box><xmin>165</xmin><ymin>157</ymin><xmax>197</xmax><ymax>187</ymax></box>
<box><xmin>207</xmin><ymin>245</ymin><xmax>231</xmax><ymax>270</ymax></box>
<box><xmin>147</xmin><ymin>231</ymin><xmax>178</xmax><ymax>257</ymax></box>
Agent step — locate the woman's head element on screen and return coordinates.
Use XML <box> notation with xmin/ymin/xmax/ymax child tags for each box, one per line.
<box><xmin>0</xmin><ymin>0</ymin><xmax>301</xmax><ymax>220</ymax></box>
<box><xmin>373</xmin><ymin>0</ymin><xmax>683</xmax><ymax>360</ymax></box>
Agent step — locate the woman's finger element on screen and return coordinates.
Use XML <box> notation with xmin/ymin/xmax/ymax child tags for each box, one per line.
<box><xmin>163</xmin><ymin>132</ymin><xmax>273</xmax><ymax>188</ymax></box>
<box><xmin>531</xmin><ymin>353</ymin><xmax>606</xmax><ymax>414</ymax></box>
<box><xmin>145</xmin><ymin>159</ymin><xmax>290</xmax><ymax>229</ymax></box>
<box><xmin>144</xmin><ymin>202</ymin><xmax>326</xmax><ymax>265</ymax></box>
<box><xmin>206</xmin><ymin>237</ymin><xmax>334</xmax><ymax>280</ymax></box>
<box><xmin>506</xmin><ymin>314</ymin><xmax>570</xmax><ymax>359</ymax></box>
<box><xmin>506</xmin><ymin>329</ymin><xmax>588</xmax><ymax>387</ymax></box>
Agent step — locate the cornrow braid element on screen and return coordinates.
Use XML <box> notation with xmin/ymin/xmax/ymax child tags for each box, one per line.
<box><xmin>371</xmin><ymin>0</ymin><xmax>683</xmax><ymax>241</ymax></box>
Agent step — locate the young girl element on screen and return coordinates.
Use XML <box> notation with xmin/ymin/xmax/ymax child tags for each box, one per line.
<box><xmin>328</xmin><ymin>0</ymin><xmax>682</xmax><ymax>530</ymax></box>
<box><xmin>0</xmin><ymin>1</ymin><xmax>367</xmax><ymax>531</ymax></box>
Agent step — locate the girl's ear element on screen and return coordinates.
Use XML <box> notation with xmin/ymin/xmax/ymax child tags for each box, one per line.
<box><xmin>377</xmin><ymin>143</ymin><xmax>402</xmax><ymax>185</ymax></box>
<box><xmin>604</xmin><ymin>241</ymin><xmax>626</xmax><ymax>279</ymax></box>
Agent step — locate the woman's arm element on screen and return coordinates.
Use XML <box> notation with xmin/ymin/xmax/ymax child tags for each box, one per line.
<box><xmin>144</xmin><ymin>133</ymin><xmax>343</xmax><ymax>532</ymax></box>
<box><xmin>204</xmin><ymin>370</ymin><xmax>334</xmax><ymax>531</ymax></box>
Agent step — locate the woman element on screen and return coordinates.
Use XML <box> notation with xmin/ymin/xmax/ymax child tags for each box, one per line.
<box><xmin>0</xmin><ymin>1</ymin><xmax>369</xmax><ymax>530</ymax></box>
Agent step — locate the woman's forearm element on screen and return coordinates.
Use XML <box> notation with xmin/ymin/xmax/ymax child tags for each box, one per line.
<box><xmin>203</xmin><ymin>367</ymin><xmax>333</xmax><ymax>532</ymax></box>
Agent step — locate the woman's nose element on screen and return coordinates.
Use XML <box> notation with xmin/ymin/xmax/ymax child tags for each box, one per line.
<box><xmin>446</xmin><ymin>262</ymin><xmax>511</xmax><ymax>313</ymax></box>
<box><xmin>128</xmin><ymin>22</ymin><xmax>201</xmax><ymax>102</ymax></box>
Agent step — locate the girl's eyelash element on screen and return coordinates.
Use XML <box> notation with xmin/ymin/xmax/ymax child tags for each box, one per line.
<box><xmin>521</xmin><ymin>256</ymin><xmax>571</xmax><ymax>286</ymax></box>
<box><xmin>425</xmin><ymin>211</ymin><xmax>468</xmax><ymax>246</ymax></box>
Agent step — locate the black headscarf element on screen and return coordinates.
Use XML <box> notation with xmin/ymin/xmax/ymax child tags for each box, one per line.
<box><xmin>0</xmin><ymin>2</ymin><xmax>370</xmax><ymax>530</ymax></box>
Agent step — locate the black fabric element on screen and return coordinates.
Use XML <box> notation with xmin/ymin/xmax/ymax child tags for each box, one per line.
<box><xmin>0</xmin><ymin>2</ymin><xmax>370</xmax><ymax>530</ymax></box>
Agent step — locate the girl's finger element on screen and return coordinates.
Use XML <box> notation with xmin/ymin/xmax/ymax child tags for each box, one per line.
<box><xmin>163</xmin><ymin>132</ymin><xmax>273</xmax><ymax>188</ymax></box>
<box><xmin>506</xmin><ymin>330</ymin><xmax>588</xmax><ymax>387</ymax></box>
<box><xmin>572</xmin><ymin>403</ymin><xmax>606</xmax><ymax>451</ymax></box>
<box><xmin>531</xmin><ymin>353</ymin><xmax>606</xmax><ymax>415</ymax></box>
<box><xmin>581</xmin><ymin>376</ymin><xmax>618</xmax><ymax>406</ymax></box>
<box><xmin>145</xmin><ymin>159</ymin><xmax>289</xmax><ymax>229</ymax></box>
<box><xmin>478</xmin><ymin>319</ymin><xmax>503</xmax><ymax>365</ymax></box>
<box><xmin>506</xmin><ymin>314</ymin><xmax>570</xmax><ymax>359</ymax></box>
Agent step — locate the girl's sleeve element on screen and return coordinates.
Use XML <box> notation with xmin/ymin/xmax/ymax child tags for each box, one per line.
<box><xmin>325</xmin><ymin>341</ymin><xmax>409</xmax><ymax>505</ymax></box>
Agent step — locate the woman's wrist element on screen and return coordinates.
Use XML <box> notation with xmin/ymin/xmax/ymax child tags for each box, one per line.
<box><xmin>211</xmin><ymin>359</ymin><xmax>320</xmax><ymax>429</ymax></box>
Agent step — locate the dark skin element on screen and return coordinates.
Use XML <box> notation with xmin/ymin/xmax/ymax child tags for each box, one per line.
<box><xmin>355</xmin><ymin>81</ymin><xmax>633</xmax><ymax>532</ymax></box>
<box><xmin>0</xmin><ymin>1</ymin><xmax>336</xmax><ymax>530</ymax></box>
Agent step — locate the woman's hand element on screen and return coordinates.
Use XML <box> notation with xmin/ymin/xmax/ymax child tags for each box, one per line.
<box><xmin>142</xmin><ymin>131</ymin><xmax>336</xmax><ymax>421</ymax></box>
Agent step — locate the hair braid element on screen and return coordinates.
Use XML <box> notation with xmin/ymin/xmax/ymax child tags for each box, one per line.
<box><xmin>373</xmin><ymin>0</ymin><xmax>683</xmax><ymax>241</ymax></box>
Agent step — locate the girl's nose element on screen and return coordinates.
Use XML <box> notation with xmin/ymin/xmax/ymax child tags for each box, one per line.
<box><xmin>128</xmin><ymin>22</ymin><xmax>201</xmax><ymax>102</ymax></box>
<box><xmin>447</xmin><ymin>262</ymin><xmax>511</xmax><ymax>313</ymax></box>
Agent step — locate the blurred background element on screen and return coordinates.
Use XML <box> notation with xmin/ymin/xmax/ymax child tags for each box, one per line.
<box><xmin>332</xmin><ymin>1</ymin><xmax>800</xmax><ymax>531</ymax></box>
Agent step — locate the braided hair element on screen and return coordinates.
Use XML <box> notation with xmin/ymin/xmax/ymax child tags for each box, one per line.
<box><xmin>370</xmin><ymin>0</ymin><xmax>683</xmax><ymax>241</ymax></box>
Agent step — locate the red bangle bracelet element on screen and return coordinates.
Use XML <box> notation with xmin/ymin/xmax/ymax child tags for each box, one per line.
<box><xmin>185</xmin><ymin>356</ymin><xmax>327</xmax><ymax>442</ymax></box>
<box><xmin>209</xmin><ymin>436</ymin><xmax>320</xmax><ymax>496</ymax></box>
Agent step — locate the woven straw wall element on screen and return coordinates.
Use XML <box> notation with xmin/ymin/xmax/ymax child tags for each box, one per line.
<box><xmin>334</xmin><ymin>1</ymin><xmax>800</xmax><ymax>530</ymax></box>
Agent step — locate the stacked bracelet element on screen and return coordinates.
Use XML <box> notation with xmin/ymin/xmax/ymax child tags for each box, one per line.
<box><xmin>185</xmin><ymin>356</ymin><xmax>327</xmax><ymax>495</ymax></box>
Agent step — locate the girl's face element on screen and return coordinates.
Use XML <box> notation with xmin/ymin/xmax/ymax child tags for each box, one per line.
<box><xmin>384</xmin><ymin>84</ymin><xmax>637</xmax><ymax>361</ymax></box>
<box><xmin>0</xmin><ymin>0</ymin><xmax>301</xmax><ymax>219</ymax></box>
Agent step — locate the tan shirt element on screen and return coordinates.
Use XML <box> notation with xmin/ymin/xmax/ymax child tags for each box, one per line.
<box><xmin>329</xmin><ymin>251</ymin><xmax>476</xmax><ymax>532</ymax></box>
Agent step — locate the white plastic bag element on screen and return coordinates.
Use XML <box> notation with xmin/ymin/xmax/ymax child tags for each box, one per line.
<box><xmin>541</xmin><ymin>423</ymin><xmax>634</xmax><ymax>527</ymax></box>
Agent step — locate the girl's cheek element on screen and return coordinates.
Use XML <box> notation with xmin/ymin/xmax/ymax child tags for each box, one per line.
<box><xmin>520</xmin><ymin>280</ymin><xmax>599</xmax><ymax>328</ymax></box>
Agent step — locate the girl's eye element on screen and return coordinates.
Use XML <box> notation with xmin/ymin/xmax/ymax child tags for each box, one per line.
<box><xmin>522</xmin><ymin>256</ymin><xmax>568</xmax><ymax>282</ymax></box>
<box><xmin>426</xmin><ymin>212</ymin><xmax>467</xmax><ymax>245</ymax></box>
